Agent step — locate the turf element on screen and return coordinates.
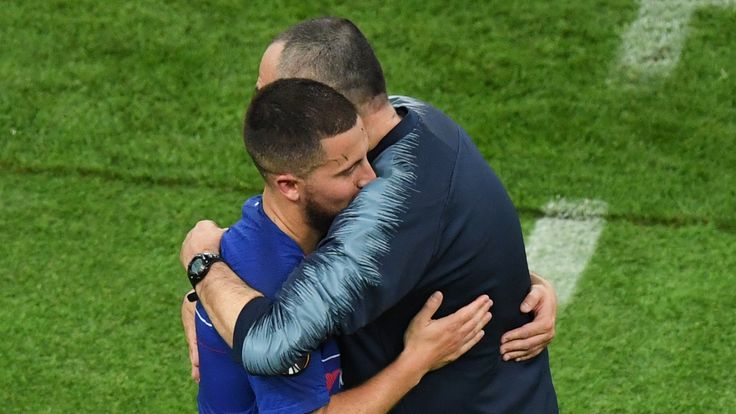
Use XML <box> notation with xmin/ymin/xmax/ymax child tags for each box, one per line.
<box><xmin>1</xmin><ymin>0</ymin><xmax>734</xmax><ymax>412</ymax></box>
<box><xmin>553</xmin><ymin>221</ymin><xmax>736</xmax><ymax>412</ymax></box>
<box><xmin>0</xmin><ymin>171</ymin><xmax>243</xmax><ymax>412</ymax></box>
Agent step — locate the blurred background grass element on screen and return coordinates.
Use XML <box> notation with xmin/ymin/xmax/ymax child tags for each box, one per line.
<box><xmin>1</xmin><ymin>0</ymin><xmax>734</xmax><ymax>412</ymax></box>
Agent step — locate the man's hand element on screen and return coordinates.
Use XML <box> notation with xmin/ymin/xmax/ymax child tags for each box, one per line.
<box><xmin>181</xmin><ymin>291</ymin><xmax>200</xmax><ymax>383</ymax></box>
<box><xmin>180</xmin><ymin>220</ymin><xmax>227</xmax><ymax>269</ymax></box>
<box><xmin>500</xmin><ymin>271</ymin><xmax>557</xmax><ymax>361</ymax></box>
<box><xmin>402</xmin><ymin>292</ymin><xmax>492</xmax><ymax>372</ymax></box>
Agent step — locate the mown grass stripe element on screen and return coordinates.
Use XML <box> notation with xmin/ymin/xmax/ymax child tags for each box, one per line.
<box><xmin>4</xmin><ymin>160</ymin><xmax>732</xmax><ymax>232</ymax></box>
<box><xmin>0</xmin><ymin>160</ymin><xmax>261</xmax><ymax>195</ymax></box>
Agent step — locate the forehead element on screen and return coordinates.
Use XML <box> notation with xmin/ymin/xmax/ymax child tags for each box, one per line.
<box><xmin>314</xmin><ymin>118</ymin><xmax>367</xmax><ymax>171</ymax></box>
<box><xmin>257</xmin><ymin>42</ymin><xmax>284</xmax><ymax>89</ymax></box>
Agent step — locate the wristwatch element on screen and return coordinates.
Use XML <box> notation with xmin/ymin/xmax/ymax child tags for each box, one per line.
<box><xmin>186</xmin><ymin>252</ymin><xmax>223</xmax><ymax>301</ymax></box>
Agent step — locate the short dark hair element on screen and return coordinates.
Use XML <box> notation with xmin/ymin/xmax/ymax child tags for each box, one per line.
<box><xmin>244</xmin><ymin>78</ymin><xmax>358</xmax><ymax>178</ymax></box>
<box><xmin>273</xmin><ymin>17</ymin><xmax>387</xmax><ymax>107</ymax></box>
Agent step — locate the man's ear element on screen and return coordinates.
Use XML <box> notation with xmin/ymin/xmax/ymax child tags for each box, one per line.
<box><xmin>273</xmin><ymin>173</ymin><xmax>302</xmax><ymax>202</ymax></box>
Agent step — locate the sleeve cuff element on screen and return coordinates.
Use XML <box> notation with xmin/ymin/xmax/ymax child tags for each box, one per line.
<box><xmin>231</xmin><ymin>295</ymin><xmax>274</xmax><ymax>364</ymax></box>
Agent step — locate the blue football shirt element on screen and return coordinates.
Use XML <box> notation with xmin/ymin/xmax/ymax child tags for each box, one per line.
<box><xmin>196</xmin><ymin>195</ymin><xmax>342</xmax><ymax>414</ymax></box>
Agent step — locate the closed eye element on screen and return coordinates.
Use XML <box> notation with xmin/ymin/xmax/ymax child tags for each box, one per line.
<box><xmin>338</xmin><ymin>161</ymin><xmax>361</xmax><ymax>177</ymax></box>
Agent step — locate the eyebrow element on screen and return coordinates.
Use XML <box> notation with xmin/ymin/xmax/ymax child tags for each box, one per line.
<box><xmin>335</xmin><ymin>157</ymin><xmax>361</xmax><ymax>175</ymax></box>
<box><xmin>322</xmin><ymin>154</ymin><xmax>348</xmax><ymax>167</ymax></box>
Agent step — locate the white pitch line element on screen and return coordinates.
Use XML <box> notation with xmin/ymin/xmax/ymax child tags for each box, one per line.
<box><xmin>526</xmin><ymin>198</ymin><xmax>607</xmax><ymax>306</ymax></box>
<box><xmin>617</xmin><ymin>0</ymin><xmax>735</xmax><ymax>80</ymax></box>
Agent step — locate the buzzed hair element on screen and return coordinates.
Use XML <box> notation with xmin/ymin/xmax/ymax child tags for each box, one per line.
<box><xmin>244</xmin><ymin>78</ymin><xmax>358</xmax><ymax>178</ymax></box>
<box><xmin>273</xmin><ymin>17</ymin><xmax>387</xmax><ymax>107</ymax></box>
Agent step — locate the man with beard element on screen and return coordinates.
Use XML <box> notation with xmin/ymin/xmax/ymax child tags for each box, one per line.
<box><xmin>190</xmin><ymin>78</ymin><xmax>492</xmax><ymax>413</ymax></box>
<box><xmin>181</xmin><ymin>17</ymin><xmax>558</xmax><ymax>413</ymax></box>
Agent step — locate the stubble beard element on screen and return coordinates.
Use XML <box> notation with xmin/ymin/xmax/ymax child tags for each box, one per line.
<box><xmin>304</xmin><ymin>196</ymin><xmax>338</xmax><ymax>239</ymax></box>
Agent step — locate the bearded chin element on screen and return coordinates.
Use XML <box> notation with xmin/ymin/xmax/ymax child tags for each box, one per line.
<box><xmin>305</xmin><ymin>197</ymin><xmax>338</xmax><ymax>238</ymax></box>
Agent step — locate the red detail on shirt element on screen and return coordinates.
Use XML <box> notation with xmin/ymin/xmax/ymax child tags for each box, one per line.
<box><xmin>325</xmin><ymin>369</ymin><xmax>341</xmax><ymax>392</ymax></box>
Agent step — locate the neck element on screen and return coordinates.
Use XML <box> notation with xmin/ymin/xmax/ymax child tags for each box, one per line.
<box><xmin>261</xmin><ymin>186</ymin><xmax>321</xmax><ymax>254</ymax></box>
<box><xmin>358</xmin><ymin>95</ymin><xmax>401</xmax><ymax>150</ymax></box>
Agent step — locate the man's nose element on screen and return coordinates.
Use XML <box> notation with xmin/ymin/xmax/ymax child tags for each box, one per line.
<box><xmin>357</xmin><ymin>162</ymin><xmax>377</xmax><ymax>189</ymax></box>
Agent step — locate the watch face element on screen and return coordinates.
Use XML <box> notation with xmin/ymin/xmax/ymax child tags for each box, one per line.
<box><xmin>188</xmin><ymin>253</ymin><xmax>221</xmax><ymax>288</ymax></box>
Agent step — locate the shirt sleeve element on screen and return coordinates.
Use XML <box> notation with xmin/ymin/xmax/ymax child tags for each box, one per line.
<box><xmin>234</xmin><ymin>132</ymin><xmax>444</xmax><ymax>375</ymax></box>
<box><xmin>248</xmin><ymin>348</ymin><xmax>330</xmax><ymax>414</ymax></box>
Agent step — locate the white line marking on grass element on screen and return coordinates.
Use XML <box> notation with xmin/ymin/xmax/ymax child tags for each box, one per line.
<box><xmin>526</xmin><ymin>198</ymin><xmax>608</xmax><ymax>305</ymax></box>
<box><xmin>617</xmin><ymin>0</ymin><xmax>735</xmax><ymax>80</ymax></box>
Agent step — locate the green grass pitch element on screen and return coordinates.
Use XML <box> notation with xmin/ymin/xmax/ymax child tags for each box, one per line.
<box><xmin>1</xmin><ymin>1</ymin><xmax>734</xmax><ymax>412</ymax></box>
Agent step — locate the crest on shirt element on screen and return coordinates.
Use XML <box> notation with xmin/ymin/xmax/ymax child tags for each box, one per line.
<box><xmin>281</xmin><ymin>353</ymin><xmax>310</xmax><ymax>376</ymax></box>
